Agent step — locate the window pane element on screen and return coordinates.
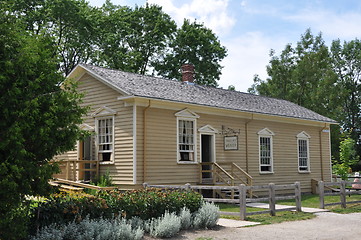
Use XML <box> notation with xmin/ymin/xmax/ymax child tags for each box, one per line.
<box><xmin>178</xmin><ymin>119</ymin><xmax>195</xmax><ymax>161</ymax></box>
<box><xmin>298</xmin><ymin>139</ymin><xmax>308</xmax><ymax>170</ymax></box>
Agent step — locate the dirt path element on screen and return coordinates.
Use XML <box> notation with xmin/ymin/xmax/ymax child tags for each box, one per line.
<box><xmin>163</xmin><ymin>212</ymin><xmax>361</xmax><ymax>240</ymax></box>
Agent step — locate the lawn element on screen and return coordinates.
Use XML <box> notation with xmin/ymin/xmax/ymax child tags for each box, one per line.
<box><xmin>217</xmin><ymin>193</ymin><xmax>361</xmax><ymax>224</ymax></box>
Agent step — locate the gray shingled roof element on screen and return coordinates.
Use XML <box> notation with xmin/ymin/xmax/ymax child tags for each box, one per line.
<box><xmin>80</xmin><ymin>64</ymin><xmax>336</xmax><ymax>124</ymax></box>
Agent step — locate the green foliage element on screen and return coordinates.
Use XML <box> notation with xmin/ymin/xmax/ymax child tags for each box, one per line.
<box><xmin>31</xmin><ymin>188</ymin><xmax>203</xmax><ymax>233</ymax></box>
<box><xmin>100</xmin><ymin>188</ymin><xmax>203</xmax><ymax>220</ymax></box>
<box><xmin>249</xmin><ymin>29</ymin><xmax>339</xmax><ymax>118</ymax></box>
<box><xmin>154</xmin><ymin>19</ymin><xmax>227</xmax><ymax>87</ymax></box>
<box><xmin>249</xmin><ymin>28</ymin><xmax>361</xmax><ymax>162</ymax></box>
<box><xmin>333</xmin><ymin>137</ymin><xmax>359</xmax><ymax>179</ymax></box>
<box><xmin>11</xmin><ymin>0</ymin><xmax>226</xmax><ymax>85</ymax></box>
<box><xmin>0</xmin><ymin>6</ymin><xmax>86</xmax><ymax>239</ymax></box>
<box><xmin>92</xmin><ymin>170</ymin><xmax>113</xmax><ymax>187</ymax></box>
<box><xmin>330</xmin><ymin>39</ymin><xmax>361</xmax><ymax>160</ymax></box>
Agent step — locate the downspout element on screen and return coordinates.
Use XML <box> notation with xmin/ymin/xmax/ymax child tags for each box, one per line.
<box><xmin>319</xmin><ymin>123</ymin><xmax>328</xmax><ymax>181</ymax></box>
<box><xmin>143</xmin><ymin>100</ymin><xmax>151</xmax><ymax>183</ymax></box>
<box><xmin>245</xmin><ymin>114</ymin><xmax>254</xmax><ymax>173</ymax></box>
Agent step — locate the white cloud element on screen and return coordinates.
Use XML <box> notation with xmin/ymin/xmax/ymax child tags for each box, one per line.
<box><xmin>285</xmin><ymin>10</ymin><xmax>361</xmax><ymax>41</ymax></box>
<box><xmin>218</xmin><ymin>32</ymin><xmax>286</xmax><ymax>92</ymax></box>
<box><xmin>148</xmin><ymin>0</ymin><xmax>236</xmax><ymax>35</ymax></box>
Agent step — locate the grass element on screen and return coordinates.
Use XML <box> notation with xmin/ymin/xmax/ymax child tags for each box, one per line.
<box><xmin>217</xmin><ymin>193</ymin><xmax>361</xmax><ymax>224</ymax></box>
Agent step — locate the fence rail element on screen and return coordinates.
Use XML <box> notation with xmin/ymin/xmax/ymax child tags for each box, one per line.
<box><xmin>318</xmin><ymin>180</ymin><xmax>361</xmax><ymax>209</ymax></box>
<box><xmin>143</xmin><ymin>182</ymin><xmax>301</xmax><ymax>220</ymax></box>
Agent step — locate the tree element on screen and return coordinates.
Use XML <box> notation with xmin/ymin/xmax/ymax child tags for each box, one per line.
<box><xmin>249</xmin><ymin>29</ymin><xmax>340</xmax><ymax>118</ymax></box>
<box><xmin>0</xmin><ymin>9</ymin><xmax>86</xmax><ymax>239</ymax></box>
<box><xmin>330</xmin><ymin>39</ymin><xmax>361</xmax><ymax>159</ymax></box>
<box><xmin>11</xmin><ymin>0</ymin><xmax>99</xmax><ymax>75</ymax></box>
<box><xmin>154</xmin><ymin>19</ymin><xmax>227</xmax><ymax>87</ymax></box>
<box><xmin>95</xmin><ymin>2</ymin><xmax>177</xmax><ymax>75</ymax></box>
<box><xmin>248</xmin><ymin>29</ymin><xmax>343</xmax><ymax>159</ymax></box>
<box><xmin>332</xmin><ymin>137</ymin><xmax>359</xmax><ymax>179</ymax></box>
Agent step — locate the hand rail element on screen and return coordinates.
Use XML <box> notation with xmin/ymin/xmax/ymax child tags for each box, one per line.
<box><xmin>50</xmin><ymin>159</ymin><xmax>100</xmax><ymax>181</ymax></box>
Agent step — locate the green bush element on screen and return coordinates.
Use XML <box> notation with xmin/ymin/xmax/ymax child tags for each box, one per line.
<box><xmin>31</xmin><ymin>188</ymin><xmax>203</xmax><ymax>232</ymax></box>
<box><xmin>30</xmin><ymin>191</ymin><xmax>112</xmax><ymax>234</ymax></box>
<box><xmin>99</xmin><ymin>188</ymin><xmax>203</xmax><ymax>219</ymax></box>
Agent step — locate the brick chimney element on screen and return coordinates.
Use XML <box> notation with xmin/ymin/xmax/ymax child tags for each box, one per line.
<box><xmin>181</xmin><ymin>64</ymin><xmax>195</xmax><ymax>83</ymax></box>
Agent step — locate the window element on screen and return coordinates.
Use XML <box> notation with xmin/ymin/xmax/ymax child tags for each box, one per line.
<box><xmin>175</xmin><ymin>109</ymin><xmax>199</xmax><ymax>163</ymax></box>
<box><xmin>97</xmin><ymin>118</ymin><xmax>114</xmax><ymax>161</ymax></box>
<box><xmin>297</xmin><ymin>131</ymin><xmax>310</xmax><ymax>172</ymax></box>
<box><xmin>91</xmin><ymin>106</ymin><xmax>117</xmax><ymax>163</ymax></box>
<box><xmin>178</xmin><ymin>119</ymin><xmax>195</xmax><ymax>161</ymax></box>
<box><xmin>258</xmin><ymin>128</ymin><xmax>274</xmax><ymax>173</ymax></box>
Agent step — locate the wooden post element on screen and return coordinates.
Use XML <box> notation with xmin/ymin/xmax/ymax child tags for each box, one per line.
<box><xmin>239</xmin><ymin>184</ymin><xmax>247</xmax><ymax>220</ymax></box>
<box><xmin>269</xmin><ymin>183</ymin><xmax>276</xmax><ymax>216</ymax></box>
<box><xmin>66</xmin><ymin>160</ymin><xmax>70</xmax><ymax>180</ymax></box>
<box><xmin>72</xmin><ymin>160</ymin><xmax>76</xmax><ymax>181</ymax></box>
<box><xmin>340</xmin><ymin>180</ymin><xmax>346</xmax><ymax>208</ymax></box>
<box><xmin>294</xmin><ymin>182</ymin><xmax>302</xmax><ymax>212</ymax></box>
<box><xmin>319</xmin><ymin>181</ymin><xmax>324</xmax><ymax>209</ymax></box>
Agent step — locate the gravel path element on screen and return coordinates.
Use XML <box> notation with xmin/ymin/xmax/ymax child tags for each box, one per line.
<box><xmin>155</xmin><ymin>212</ymin><xmax>361</xmax><ymax>240</ymax></box>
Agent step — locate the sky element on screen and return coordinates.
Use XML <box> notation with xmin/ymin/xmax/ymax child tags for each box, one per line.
<box><xmin>87</xmin><ymin>0</ymin><xmax>361</xmax><ymax>92</ymax></box>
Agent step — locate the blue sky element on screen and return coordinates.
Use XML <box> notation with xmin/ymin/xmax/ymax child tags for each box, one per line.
<box><xmin>87</xmin><ymin>0</ymin><xmax>361</xmax><ymax>92</ymax></box>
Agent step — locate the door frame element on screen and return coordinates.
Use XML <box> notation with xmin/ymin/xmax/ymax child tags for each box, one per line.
<box><xmin>198</xmin><ymin>124</ymin><xmax>218</xmax><ymax>164</ymax></box>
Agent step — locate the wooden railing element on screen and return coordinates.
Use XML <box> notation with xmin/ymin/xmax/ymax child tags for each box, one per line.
<box><xmin>144</xmin><ymin>182</ymin><xmax>302</xmax><ymax>220</ymax></box>
<box><xmin>318</xmin><ymin>180</ymin><xmax>361</xmax><ymax>209</ymax></box>
<box><xmin>51</xmin><ymin>159</ymin><xmax>99</xmax><ymax>181</ymax></box>
<box><xmin>199</xmin><ymin>162</ymin><xmax>254</xmax><ymax>198</ymax></box>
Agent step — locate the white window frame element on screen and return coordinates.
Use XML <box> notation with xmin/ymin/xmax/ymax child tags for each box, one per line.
<box><xmin>258</xmin><ymin>128</ymin><xmax>274</xmax><ymax>174</ymax></box>
<box><xmin>297</xmin><ymin>131</ymin><xmax>311</xmax><ymax>173</ymax></box>
<box><xmin>175</xmin><ymin>109</ymin><xmax>199</xmax><ymax>164</ymax></box>
<box><xmin>92</xmin><ymin>106</ymin><xmax>116</xmax><ymax>164</ymax></box>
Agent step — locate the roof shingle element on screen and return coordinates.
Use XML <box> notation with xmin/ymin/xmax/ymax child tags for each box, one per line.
<box><xmin>80</xmin><ymin>64</ymin><xmax>336</xmax><ymax>124</ymax></box>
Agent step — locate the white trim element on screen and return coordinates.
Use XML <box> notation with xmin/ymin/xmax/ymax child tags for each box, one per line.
<box><xmin>118</xmin><ymin>95</ymin><xmax>135</xmax><ymax>101</ymax></box>
<box><xmin>175</xmin><ymin>108</ymin><xmax>200</xmax><ymax>119</ymax></box>
<box><xmin>297</xmin><ymin>131</ymin><xmax>311</xmax><ymax>139</ymax></box>
<box><xmin>132</xmin><ymin>104</ymin><xmax>137</xmax><ymax>184</ymax></box>
<box><xmin>258</xmin><ymin>128</ymin><xmax>275</xmax><ymax>136</ymax></box>
<box><xmin>198</xmin><ymin>124</ymin><xmax>218</xmax><ymax>134</ymax></box>
<box><xmin>176</xmin><ymin>115</ymin><xmax>198</xmax><ymax>164</ymax></box>
<box><xmin>91</xmin><ymin>106</ymin><xmax>117</xmax><ymax>117</ymax></box>
<box><xmin>199</xmin><ymin>132</ymin><xmax>216</xmax><ymax>164</ymax></box>
<box><xmin>297</xmin><ymin>131</ymin><xmax>311</xmax><ymax>173</ymax></box>
<box><xmin>95</xmin><ymin>115</ymin><xmax>115</xmax><ymax>164</ymax></box>
<box><xmin>258</xmin><ymin>128</ymin><xmax>274</xmax><ymax>173</ymax></box>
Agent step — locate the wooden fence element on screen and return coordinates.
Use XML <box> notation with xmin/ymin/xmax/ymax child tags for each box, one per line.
<box><xmin>143</xmin><ymin>182</ymin><xmax>301</xmax><ymax>220</ymax></box>
<box><xmin>318</xmin><ymin>180</ymin><xmax>361</xmax><ymax>209</ymax></box>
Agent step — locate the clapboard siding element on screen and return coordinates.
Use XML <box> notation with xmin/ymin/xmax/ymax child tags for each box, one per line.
<box><xmin>54</xmin><ymin>73</ymin><xmax>135</xmax><ymax>185</ymax></box>
<box><xmin>141</xmin><ymin>107</ymin><xmax>332</xmax><ymax>192</ymax></box>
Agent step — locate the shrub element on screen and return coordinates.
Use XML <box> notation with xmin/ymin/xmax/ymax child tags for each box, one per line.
<box><xmin>31</xmin><ymin>188</ymin><xmax>203</xmax><ymax>232</ymax></box>
<box><xmin>30</xmin><ymin>217</ymin><xmax>143</xmax><ymax>240</ymax></box>
<box><xmin>99</xmin><ymin>188</ymin><xmax>203</xmax><ymax>220</ymax></box>
<box><xmin>149</xmin><ymin>211</ymin><xmax>181</xmax><ymax>238</ymax></box>
<box><xmin>192</xmin><ymin>202</ymin><xmax>219</xmax><ymax>229</ymax></box>
<box><xmin>30</xmin><ymin>191</ymin><xmax>112</xmax><ymax>233</ymax></box>
<box><xmin>179</xmin><ymin>207</ymin><xmax>192</xmax><ymax>230</ymax></box>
